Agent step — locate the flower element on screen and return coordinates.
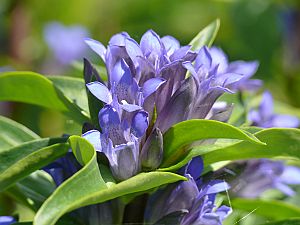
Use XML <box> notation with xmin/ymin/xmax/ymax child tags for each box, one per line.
<box><xmin>231</xmin><ymin>159</ymin><xmax>300</xmax><ymax>198</ymax></box>
<box><xmin>0</xmin><ymin>216</ymin><xmax>15</xmax><ymax>225</ymax></box>
<box><xmin>145</xmin><ymin>157</ymin><xmax>232</xmax><ymax>225</ymax></box>
<box><xmin>248</xmin><ymin>91</ymin><xmax>299</xmax><ymax>128</ymax></box>
<box><xmin>83</xmin><ymin>104</ymin><xmax>149</xmax><ymax>181</ymax></box>
<box><xmin>44</xmin><ymin>22</ymin><xmax>89</xmax><ymax>65</ymax></box>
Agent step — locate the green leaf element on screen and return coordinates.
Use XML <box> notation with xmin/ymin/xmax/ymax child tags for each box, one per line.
<box><xmin>160</xmin><ymin>140</ymin><xmax>238</xmax><ymax>172</ymax></box>
<box><xmin>0</xmin><ymin>138</ymin><xmax>69</xmax><ymax>191</ymax></box>
<box><xmin>203</xmin><ymin>128</ymin><xmax>300</xmax><ymax>165</ymax></box>
<box><xmin>260</xmin><ymin>219</ymin><xmax>300</xmax><ymax>225</ymax></box>
<box><xmin>189</xmin><ymin>19</ymin><xmax>220</xmax><ymax>50</ymax></box>
<box><xmin>34</xmin><ymin>136</ymin><xmax>107</xmax><ymax>225</ymax></box>
<box><xmin>0</xmin><ymin>115</ymin><xmax>40</xmax><ymax>152</ymax></box>
<box><xmin>231</xmin><ymin>198</ymin><xmax>300</xmax><ymax>221</ymax></box>
<box><xmin>161</xmin><ymin>119</ymin><xmax>265</xmax><ymax>167</ymax></box>
<box><xmin>0</xmin><ymin>71</ymin><xmax>89</xmax><ymax>124</ymax></box>
<box><xmin>48</xmin><ymin>76</ymin><xmax>89</xmax><ymax>114</ymax></box>
<box><xmin>34</xmin><ymin>136</ymin><xmax>186</xmax><ymax>225</ymax></box>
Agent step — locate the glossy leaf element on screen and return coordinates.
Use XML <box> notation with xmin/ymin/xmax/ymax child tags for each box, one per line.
<box><xmin>260</xmin><ymin>219</ymin><xmax>300</xmax><ymax>225</ymax></box>
<box><xmin>189</xmin><ymin>19</ymin><xmax>220</xmax><ymax>50</ymax></box>
<box><xmin>231</xmin><ymin>198</ymin><xmax>300</xmax><ymax>221</ymax></box>
<box><xmin>34</xmin><ymin>136</ymin><xmax>107</xmax><ymax>225</ymax></box>
<box><xmin>0</xmin><ymin>116</ymin><xmax>40</xmax><ymax>152</ymax></box>
<box><xmin>34</xmin><ymin>137</ymin><xmax>186</xmax><ymax>225</ymax></box>
<box><xmin>203</xmin><ymin>128</ymin><xmax>300</xmax><ymax>165</ymax></box>
<box><xmin>162</xmin><ymin>119</ymin><xmax>264</xmax><ymax>167</ymax></box>
<box><xmin>0</xmin><ymin>138</ymin><xmax>69</xmax><ymax>191</ymax></box>
<box><xmin>0</xmin><ymin>71</ymin><xmax>89</xmax><ymax>124</ymax></box>
<box><xmin>48</xmin><ymin>76</ymin><xmax>89</xmax><ymax>114</ymax></box>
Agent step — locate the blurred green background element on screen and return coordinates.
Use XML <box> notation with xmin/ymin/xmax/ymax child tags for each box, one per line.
<box><xmin>0</xmin><ymin>0</ymin><xmax>300</xmax><ymax>135</ymax></box>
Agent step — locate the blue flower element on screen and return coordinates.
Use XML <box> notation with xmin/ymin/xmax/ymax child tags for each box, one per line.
<box><xmin>231</xmin><ymin>159</ymin><xmax>300</xmax><ymax>198</ymax></box>
<box><xmin>44</xmin><ymin>22</ymin><xmax>89</xmax><ymax>65</ymax></box>
<box><xmin>0</xmin><ymin>216</ymin><xmax>15</xmax><ymax>225</ymax></box>
<box><xmin>248</xmin><ymin>91</ymin><xmax>299</xmax><ymax>128</ymax></box>
<box><xmin>145</xmin><ymin>157</ymin><xmax>232</xmax><ymax>225</ymax></box>
<box><xmin>83</xmin><ymin>104</ymin><xmax>149</xmax><ymax>181</ymax></box>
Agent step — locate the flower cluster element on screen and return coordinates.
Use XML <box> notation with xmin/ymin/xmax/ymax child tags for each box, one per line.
<box><xmin>78</xmin><ymin>29</ymin><xmax>259</xmax><ymax>224</ymax></box>
<box><xmin>83</xmin><ymin>30</ymin><xmax>258</xmax><ymax>182</ymax></box>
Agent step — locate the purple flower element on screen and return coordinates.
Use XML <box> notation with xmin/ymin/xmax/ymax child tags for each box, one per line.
<box><xmin>231</xmin><ymin>159</ymin><xmax>300</xmax><ymax>198</ymax></box>
<box><xmin>83</xmin><ymin>103</ymin><xmax>149</xmax><ymax>181</ymax></box>
<box><xmin>44</xmin><ymin>22</ymin><xmax>89</xmax><ymax>65</ymax></box>
<box><xmin>155</xmin><ymin>46</ymin><xmax>255</xmax><ymax>132</ymax></box>
<box><xmin>248</xmin><ymin>91</ymin><xmax>299</xmax><ymax>128</ymax></box>
<box><xmin>44</xmin><ymin>151</ymin><xmax>81</xmax><ymax>186</ymax></box>
<box><xmin>145</xmin><ymin>157</ymin><xmax>231</xmax><ymax>225</ymax></box>
<box><xmin>0</xmin><ymin>216</ymin><xmax>15</xmax><ymax>225</ymax></box>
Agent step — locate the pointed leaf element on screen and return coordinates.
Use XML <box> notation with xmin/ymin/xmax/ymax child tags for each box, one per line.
<box><xmin>189</xmin><ymin>19</ymin><xmax>220</xmax><ymax>50</ymax></box>
<box><xmin>0</xmin><ymin>115</ymin><xmax>40</xmax><ymax>152</ymax></box>
<box><xmin>48</xmin><ymin>76</ymin><xmax>89</xmax><ymax>114</ymax></box>
<box><xmin>231</xmin><ymin>198</ymin><xmax>300</xmax><ymax>221</ymax></box>
<box><xmin>260</xmin><ymin>219</ymin><xmax>300</xmax><ymax>225</ymax></box>
<box><xmin>0</xmin><ymin>72</ymin><xmax>89</xmax><ymax>124</ymax></box>
<box><xmin>162</xmin><ymin>119</ymin><xmax>265</xmax><ymax>167</ymax></box>
<box><xmin>0</xmin><ymin>138</ymin><xmax>69</xmax><ymax>191</ymax></box>
<box><xmin>34</xmin><ymin>135</ymin><xmax>186</xmax><ymax>225</ymax></box>
<box><xmin>203</xmin><ymin>128</ymin><xmax>300</xmax><ymax>165</ymax></box>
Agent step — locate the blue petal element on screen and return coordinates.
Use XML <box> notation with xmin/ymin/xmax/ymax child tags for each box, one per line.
<box><xmin>259</xmin><ymin>91</ymin><xmax>274</xmax><ymax>120</ymax></box>
<box><xmin>131</xmin><ymin>111</ymin><xmax>149</xmax><ymax>138</ymax></box>
<box><xmin>143</xmin><ymin>77</ymin><xmax>166</xmax><ymax>100</ymax></box>
<box><xmin>161</xmin><ymin>35</ymin><xmax>180</xmax><ymax>56</ymax></box>
<box><xmin>86</xmin><ymin>81</ymin><xmax>112</xmax><ymax>104</ymax></box>
<box><xmin>85</xmin><ymin>38</ymin><xmax>106</xmax><ymax>63</ymax></box>
<box><xmin>112</xmin><ymin>141</ymin><xmax>139</xmax><ymax>180</ymax></box>
<box><xmin>195</xmin><ymin>46</ymin><xmax>212</xmax><ymax>71</ymax></box>
<box><xmin>0</xmin><ymin>216</ymin><xmax>16</xmax><ymax>224</ymax></box>
<box><xmin>109</xmin><ymin>32</ymin><xmax>130</xmax><ymax>46</ymax></box>
<box><xmin>140</xmin><ymin>30</ymin><xmax>163</xmax><ymax>61</ymax></box>
<box><xmin>210</xmin><ymin>46</ymin><xmax>229</xmax><ymax>74</ymax></box>
<box><xmin>82</xmin><ymin>130</ymin><xmax>102</xmax><ymax>151</ymax></box>
<box><xmin>228</xmin><ymin>60</ymin><xmax>259</xmax><ymax>78</ymax></box>
<box><xmin>271</xmin><ymin>115</ymin><xmax>299</xmax><ymax>128</ymax></box>
<box><xmin>98</xmin><ymin>105</ymin><xmax>121</xmax><ymax>132</ymax></box>
<box><xmin>170</xmin><ymin>45</ymin><xmax>191</xmax><ymax>61</ymax></box>
<box><xmin>215</xmin><ymin>205</ymin><xmax>232</xmax><ymax>221</ymax></box>
<box><xmin>125</xmin><ymin>37</ymin><xmax>143</xmax><ymax>65</ymax></box>
<box><xmin>280</xmin><ymin>166</ymin><xmax>300</xmax><ymax>184</ymax></box>
<box><xmin>206</xmin><ymin>180</ymin><xmax>230</xmax><ymax>195</ymax></box>
<box><xmin>120</xmin><ymin>100</ymin><xmax>142</xmax><ymax>112</ymax></box>
<box><xmin>184</xmin><ymin>156</ymin><xmax>204</xmax><ymax>180</ymax></box>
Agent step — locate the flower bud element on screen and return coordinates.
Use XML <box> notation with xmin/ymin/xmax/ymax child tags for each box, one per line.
<box><xmin>141</xmin><ymin>128</ymin><xmax>163</xmax><ymax>170</ymax></box>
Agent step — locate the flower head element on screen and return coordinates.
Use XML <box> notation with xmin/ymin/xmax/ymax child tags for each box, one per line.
<box><xmin>248</xmin><ymin>91</ymin><xmax>299</xmax><ymax>128</ymax></box>
<box><xmin>44</xmin><ymin>22</ymin><xmax>89</xmax><ymax>65</ymax></box>
<box><xmin>145</xmin><ymin>157</ymin><xmax>231</xmax><ymax>225</ymax></box>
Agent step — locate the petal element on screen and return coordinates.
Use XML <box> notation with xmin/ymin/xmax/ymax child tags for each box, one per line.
<box><xmin>125</xmin><ymin>37</ymin><xmax>144</xmax><ymax>65</ymax></box>
<box><xmin>170</xmin><ymin>45</ymin><xmax>191</xmax><ymax>61</ymax></box>
<box><xmin>161</xmin><ymin>35</ymin><xmax>180</xmax><ymax>56</ymax></box>
<box><xmin>260</xmin><ymin>91</ymin><xmax>274</xmax><ymax>120</ymax></box>
<box><xmin>140</xmin><ymin>30</ymin><xmax>163</xmax><ymax>60</ymax></box>
<box><xmin>86</xmin><ymin>81</ymin><xmax>112</xmax><ymax>104</ymax></box>
<box><xmin>215</xmin><ymin>205</ymin><xmax>232</xmax><ymax>221</ymax></box>
<box><xmin>228</xmin><ymin>60</ymin><xmax>259</xmax><ymax>78</ymax></box>
<box><xmin>82</xmin><ymin>130</ymin><xmax>102</xmax><ymax>151</ymax></box>
<box><xmin>206</xmin><ymin>180</ymin><xmax>230</xmax><ymax>195</ymax></box>
<box><xmin>143</xmin><ymin>77</ymin><xmax>166</xmax><ymax>100</ymax></box>
<box><xmin>109</xmin><ymin>32</ymin><xmax>130</xmax><ymax>46</ymax></box>
<box><xmin>98</xmin><ymin>105</ymin><xmax>121</xmax><ymax>132</ymax></box>
<box><xmin>195</xmin><ymin>46</ymin><xmax>212</xmax><ymax>71</ymax></box>
<box><xmin>210</xmin><ymin>46</ymin><xmax>229</xmax><ymax>74</ymax></box>
<box><xmin>182</xmin><ymin>61</ymin><xmax>199</xmax><ymax>85</ymax></box>
<box><xmin>120</xmin><ymin>100</ymin><xmax>142</xmax><ymax>112</ymax></box>
<box><xmin>85</xmin><ymin>38</ymin><xmax>106</xmax><ymax>62</ymax></box>
<box><xmin>184</xmin><ymin>156</ymin><xmax>204</xmax><ymax>180</ymax></box>
<box><xmin>112</xmin><ymin>142</ymin><xmax>139</xmax><ymax>180</ymax></box>
<box><xmin>271</xmin><ymin>115</ymin><xmax>299</xmax><ymax>128</ymax></box>
<box><xmin>0</xmin><ymin>216</ymin><xmax>16</xmax><ymax>224</ymax></box>
<box><xmin>280</xmin><ymin>166</ymin><xmax>300</xmax><ymax>184</ymax></box>
<box><xmin>131</xmin><ymin>111</ymin><xmax>149</xmax><ymax>138</ymax></box>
